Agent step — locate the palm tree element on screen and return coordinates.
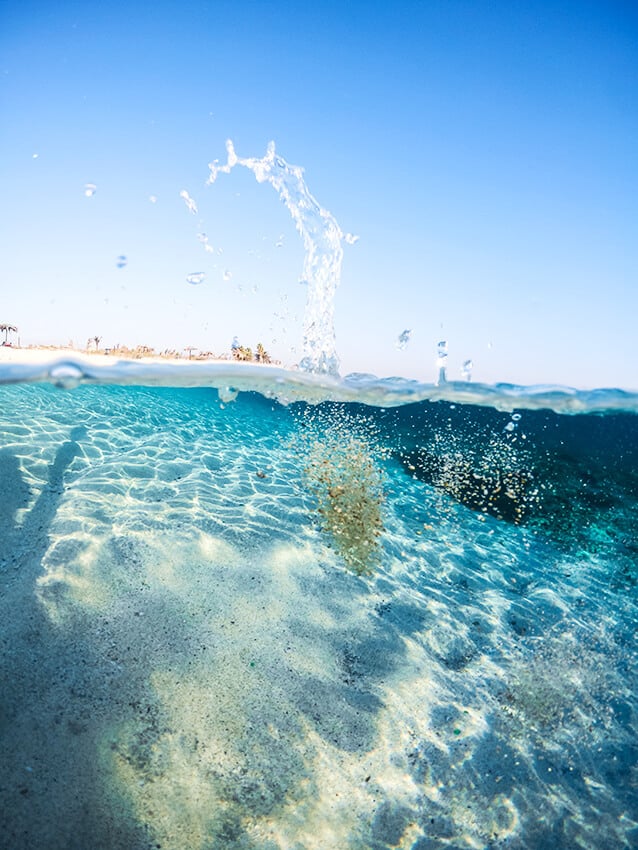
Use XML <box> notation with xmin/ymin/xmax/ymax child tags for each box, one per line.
<box><xmin>0</xmin><ymin>324</ymin><xmax>17</xmax><ymax>346</ymax></box>
<box><xmin>256</xmin><ymin>343</ymin><xmax>271</xmax><ymax>364</ymax></box>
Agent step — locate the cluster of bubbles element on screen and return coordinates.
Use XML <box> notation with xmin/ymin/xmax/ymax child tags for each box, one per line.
<box><xmin>402</xmin><ymin>412</ymin><xmax>539</xmax><ymax>525</ymax></box>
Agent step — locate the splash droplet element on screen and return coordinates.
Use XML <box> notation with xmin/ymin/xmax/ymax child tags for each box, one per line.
<box><xmin>179</xmin><ymin>189</ymin><xmax>198</xmax><ymax>214</ymax></box>
<box><xmin>223</xmin><ymin>269</ymin><xmax>232</xmax><ymax>281</ymax></box>
<box><xmin>344</xmin><ymin>233</ymin><xmax>360</xmax><ymax>245</ymax></box>
<box><xmin>436</xmin><ymin>340</ymin><xmax>448</xmax><ymax>385</ymax></box>
<box><xmin>186</xmin><ymin>272</ymin><xmax>205</xmax><ymax>285</ymax></box>
<box><xmin>461</xmin><ymin>359</ymin><xmax>473</xmax><ymax>381</ymax></box>
<box><xmin>84</xmin><ymin>183</ymin><xmax>96</xmax><ymax>197</ymax></box>
<box><xmin>197</xmin><ymin>233</ymin><xmax>215</xmax><ymax>254</ymax></box>
<box><xmin>116</xmin><ymin>255</ymin><xmax>127</xmax><ymax>269</ymax></box>
<box><xmin>149</xmin><ymin>194</ymin><xmax>157</xmax><ymax>204</ymax></box>
<box><xmin>218</xmin><ymin>386</ymin><xmax>238</xmax><ymax>404</ymax></box>
<box><xmin>49</xmin><ymin>362</ymin><xmax>84</xmax><ymax>390</ymax></box>
<box><xmin>396</xmin><ymin>329</ymin><xmax>412</xmax><ymax>350</ymax></box>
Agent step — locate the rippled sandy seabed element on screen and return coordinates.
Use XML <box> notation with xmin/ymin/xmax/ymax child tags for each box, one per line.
<box><xmin>1</xmin><ymin>382</ymin><xmax>637</xmax><ymax>850</ymax></box>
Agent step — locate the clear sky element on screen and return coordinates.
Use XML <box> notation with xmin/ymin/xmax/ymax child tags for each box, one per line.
<box><xmin>1</xmin><ymin>0</ymin><xmax>637</xmax><ymax>387</ymax></box>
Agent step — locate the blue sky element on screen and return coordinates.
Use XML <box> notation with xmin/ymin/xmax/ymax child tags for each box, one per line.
<box><xmin>1</xmin><ymin>0</ymin><xmax>636</xmax><ymax>387</ymax></box>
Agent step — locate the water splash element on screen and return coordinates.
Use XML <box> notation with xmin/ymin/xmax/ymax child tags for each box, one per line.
<box><xmin>186</xmin><ymin>273</ymin><xmax>205</xmax><ymax>286</ymax></box>
<box><xmin>437</xmin><ymin>340</ymin><xmax>448</xmax><ymax>385</ymax></box>
<box><xmin>116</xmin><ymin>255</ymin><xmax>128</xmax><ymax>269</ymax></box>
<box><xmin>461</xmin><ymin>359</ymin><xmax>473</xmax><ymax>382</ymax></box>
<box><xmin>207</xmin><ymin>140</ymin><xmax>345</xmax><ymax>376</ymax></box>
<box><xmin>84</xmin><ymin>183</ymin><xmax>96</xmax><ymax>198</ymax></box>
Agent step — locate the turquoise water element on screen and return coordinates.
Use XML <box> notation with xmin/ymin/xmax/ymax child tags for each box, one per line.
<box><xmin>1</xmin><ymin>369</ymin><xmax>637</xmax><ymax>850</ymax></box>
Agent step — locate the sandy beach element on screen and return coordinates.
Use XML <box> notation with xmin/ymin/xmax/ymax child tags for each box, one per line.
<box><xmin>0</xmin><ymin>345</ymin><xmax>230</xmax><ymax>367</ymax></box>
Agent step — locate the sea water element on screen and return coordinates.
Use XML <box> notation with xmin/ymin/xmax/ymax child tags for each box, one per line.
<box><xmin>0</xmin><ymin>366</ymin><xmax>637</xmax><ymax>850</ymax></box>
<box><xmin>2</xmin><ymin>144</ymin><xmax>638</xmax><ymax>849</ymax></box>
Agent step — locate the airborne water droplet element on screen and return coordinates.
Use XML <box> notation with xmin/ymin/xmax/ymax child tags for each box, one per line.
<box><xmin>186</xmin><ymin>272</ymin><xmax>205</xmax><ymax>285</ymax></box>
<box><xmin>344</xmin><ymin>233</ymin><xmax>360</xmax><ymax>245</ymax></box>
<box><xmin>461</xmin><ymin>359</ymin><xmax>473</xmax><ymax>381</ymax></box>
<box><xmin>179</xmin><ymin>189</ymin><xmax>198</xmax><ymax>214</ymax></box>
<box><xmin>396</xmin><ymin>329</ymin><xmax>412</xmax><ymax>350</ymax></box>
<box><xmin>223</xmin><ymin>269</ymin><xmax>232</xmax><ymax>281</ymax></box>
<box><xmin>84</xmin><ymin>183</ymin><xmax>96</xmax><ymax>197</ymax></box>
<box><xmin>116</xmin><ymin>255</ymin><xmax>128</xmax><ymax>268</ymax></box>
<box><xmin>197</xmin><ymin>233</ymin><xmax>215</xmax><ymax>254</ymax></box>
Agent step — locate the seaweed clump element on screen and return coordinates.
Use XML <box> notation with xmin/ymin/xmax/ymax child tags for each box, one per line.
<box><xmin>304</xmin><ymin>430</ymin><xmax>385</xmax><ymax>575</ymax></box>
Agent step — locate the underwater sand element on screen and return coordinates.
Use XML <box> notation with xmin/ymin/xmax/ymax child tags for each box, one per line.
<box><xmin>1</xmin><ymin>375</ymin><xmax>637</xmax><ymax>850</ymax></box>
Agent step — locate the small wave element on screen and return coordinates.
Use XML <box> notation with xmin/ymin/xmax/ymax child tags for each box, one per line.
<box><xmin>1</xmin><ymin>355</ymin><xmax>638</xmax><ymax>414</ymax></box>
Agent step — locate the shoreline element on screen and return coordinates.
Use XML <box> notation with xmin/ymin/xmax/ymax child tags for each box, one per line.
<box><xmin>0</xmin><ymin>345</ymin><xmax>271</xmax><ymax>368</ymax></box>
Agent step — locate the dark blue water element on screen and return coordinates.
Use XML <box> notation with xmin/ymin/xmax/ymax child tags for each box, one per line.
<box><xmin>1</xmin><ymin>380</ymin><xmax>637</xmax><ymax>850</ymax></box>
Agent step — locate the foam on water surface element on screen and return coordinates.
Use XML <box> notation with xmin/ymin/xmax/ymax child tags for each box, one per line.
<box><xmin>1</xmin><ymin>381</ymin><xmax>637</xmax><ymax>850</ymax></box>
